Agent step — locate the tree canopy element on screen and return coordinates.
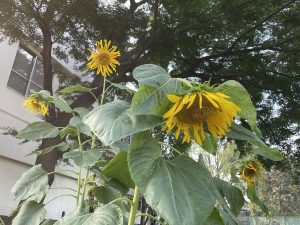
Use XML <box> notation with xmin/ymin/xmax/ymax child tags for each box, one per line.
<box><xmin>0</xmin><ymin>0</ymin><xmax>299</xmax><ymax>158</ymax></box>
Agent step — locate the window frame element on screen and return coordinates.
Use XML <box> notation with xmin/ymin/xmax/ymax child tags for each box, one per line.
<box><xmin>8</xmin><ymin>44</ymin><xmax>44</xmax><ymax>96</ymax></box>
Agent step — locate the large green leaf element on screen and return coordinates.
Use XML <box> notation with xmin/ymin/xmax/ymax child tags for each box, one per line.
<box><xmin>132</xmin><ymin>79</ymin><xmax>182</xmax><ymax>116</ymax></box>
<box><xmin>53</xmin><ymin>97</ymin><xmax>73</xmax><ymax>113</ymax></box>
<box><xmin>128</xmin><ymin>131</ymin><xmax>216</xmax><ymax>225</ymax></box>
<box><xmin>82</xmin><ymin>100</ymin><xmax>161</xmax><ymax>145</ymax></box>
<box><xmin>218</xmin><ymin>80</ymin><xmax>257</xmax><ymax>132</ymax></box>
<box><xmin>12</xmin><ymin>201</ymin><xmax>46</xmax><ymax>225</ymax></box>
<box><xmin>73</xmin><ymin>107</ymin><xmax>91</xmax><ymax>119</ymax></box>
<box><xmin>132</xmin><ymin>64</ymin><xmax>182</xmax><ymax>116</ymax></box>
<box><xmin>16</xmin><ymin>122</ymin><xmax>59</xmax><ymax>140</ymax></box>
<box><xmin>63</xmin><ymin>149</ymin><xmax>102</xmax><ymax>167</ymax></box>
<box><xmin>132</xmin><ymin>64</ymin><xmax>170</xmax><ymax>87</ymax></box>
<box><xmin>69</xmin><ymin>117</ymin><xmax>91</xmax><ymax>136</ymax></box>
<box><xmin>54</xmin><ymin>204</ymin><xmax>123</xmax><ymax>225</ymax></box>
<box><xmin>213</xmin><ymin>178</ymin><xmax>244</xmax><ymax>216</ymax></box>
<box><xmin>102</xmin><ymin>151</ymin><xmax>134</xmax><ymax>189</ymax></box>
<box><xmin>12</xmin><ymin>165</ymin><xmax>49</xmax><ymax>201</ymax></box>
<box><xmin>59</xmin><ymin>84</ymin><xmax>93</xmax><ymax>94</ymax></box>
<box><xmin>93</xmin><ymin>179</ymin><xmax>128</xmax><ymax>204</ymax></box>
<box><xmin>246</xmin><ymin>186</ymin><xmax>269</xmax><ymax>214</ymax></box>
<box><xmin>30</xmin><ymin>141</ymin><xmax>78</xmax><ymax>156</ymax></box>
<box><xmin>228</xmin><ymin>123</ymin><xmax>283</xmax><ymax>161</ymax></box>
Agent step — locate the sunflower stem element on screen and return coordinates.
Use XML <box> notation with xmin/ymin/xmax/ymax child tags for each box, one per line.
<box><xmin>128</xmin><ymin>186</ymin><xmax>140</xmax><ymax>225</ymax></box>
<box><xmin>100</xmin><ymin>77</ymin><xmax>106</xmax><ymax>105</ymax></box>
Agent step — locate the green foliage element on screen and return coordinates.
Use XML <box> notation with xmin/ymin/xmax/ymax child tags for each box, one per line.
<box><xmin>132</xmin><ymin>64</ymin><xmax>182</xmax><ymax>116</ymax></box>
<box><xmin>54</xmin><ymin>205</ymin><xmax>123</xmax><ymax>225</ymax></box>
<box><xmin>246</xmin><ymin>186</ymin><xmax>269</xmax><ymax>214</ymax></box>
<box><xmin>128</xmin><ymin>131</ymin><xmax>216</xmax><ymax>225</ymax></box>
<box><xmin>202</xmin><ymin>133</ymin><xmax>218</xmax><ymax>155</ymax></box>
<box><xmin>11</xmin><ymin>165</ymin><xmax>49</xmax><ymax>202</ymax></box>
<box><xmin>228</xmin><ymin>123</ymin><xmax>283</xmax><ymax>161</ymax></box>
<box><xmin>213</xmin><ymin>178</ymin><xmax>244</xmax><ymax>216</ymax></box>
<box><xmin>12</xmin><ymin>201</ymin><xmax>46</xmax><ymax>225</ymax></box>
<box><xmin>10</xmin><ymin>64</ymin><xmax>279</xmax><ymax>224</ymax></box>
<box><xmin>59</xmin><ymin>84</ymin><xmax>93</xmax><ymax>94</ymax></box>
<box><xmin>16</xmin><ymin>122</ymin><xmax>59</xmax><ymax>140</ymax></box>
<box><xmin>102</xmin><ymin>151</ymin><xmax>135</xmax><ymax>189</ymax></box>
<box><xmin>53</xmin><ymin>97</ymin><xmax>73</xmax><ymax>113</ymax></box>
<box><xmin>218</xmin><ymin>80</ymin><xmax>257</xmax><ymax>133</ymax></box>
<box><xmin>82</xmin><ymin>100</ymin><xmax>161</xmax><ymax>145</ymax></box>
<box><xmin>63</xmin><ymin>149</ymin><xmax>102</xmax><ymax>167</ymax></box>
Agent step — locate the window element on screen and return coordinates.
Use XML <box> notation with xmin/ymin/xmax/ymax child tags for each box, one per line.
<box><xmin>7</xmin><ymin>45</ymin><xmax>44</xmax><ymax>96</ymax></box>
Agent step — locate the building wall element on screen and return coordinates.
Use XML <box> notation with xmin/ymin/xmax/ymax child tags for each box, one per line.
<box><xmin>0</xmin><ymin>38</ymin><xmax>77</xmax><ymax>220</ymax></box>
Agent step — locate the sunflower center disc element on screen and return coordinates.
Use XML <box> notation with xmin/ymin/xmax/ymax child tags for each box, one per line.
<box><xmin>176</xmin><ymin>95</ymin><xmax>217</xmax><ymax>124</ymax></box>
<box><xmin>97</xmin><ymin>53</ymin><xmax>110</xmax><ymax>65</ymax></box>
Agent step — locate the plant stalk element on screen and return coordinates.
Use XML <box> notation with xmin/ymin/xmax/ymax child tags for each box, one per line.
<box><xmin>128</xmin><ymin>186</ymin><xmax>140</xmax><ymax>225</ymax></box>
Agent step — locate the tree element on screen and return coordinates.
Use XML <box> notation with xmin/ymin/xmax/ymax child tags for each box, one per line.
<box><xmin>1</xmin><ymin>0</ymin><xmax>299</xmax><ymax>207</ymax></box>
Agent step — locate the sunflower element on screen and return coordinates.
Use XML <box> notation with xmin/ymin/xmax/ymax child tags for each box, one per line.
<box><xmin>162</xmin><ymin>91</ymin><xmax>241</xmax><ymax>145</ymax></box>
<box><xmin>87</xmin><ymin>40</ymin><xmax>121</xmax><ymax>77</ymax></box>
<box><xmin>241</xmin><ymin>161</ymin><xmax>264</xmax><ymax>187</ymax></box>
<box><xmin>23</xmin><ymin>96</ymin><xmax>49</xmax><ymax>116</ymax></box>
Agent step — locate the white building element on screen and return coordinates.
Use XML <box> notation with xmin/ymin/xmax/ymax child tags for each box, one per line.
<box><xmin>0</xmin><ymin>37</ymin><xmax>78</xmax><ymax>222</ymax></box>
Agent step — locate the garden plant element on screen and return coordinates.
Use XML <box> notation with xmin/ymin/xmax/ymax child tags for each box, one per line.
<box><xmin>9</xmin><ymin>40</ymin><xmax>283</xmax><ymax>225</ymax></box>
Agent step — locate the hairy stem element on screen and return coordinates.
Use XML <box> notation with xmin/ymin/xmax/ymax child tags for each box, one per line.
<box><xmin>128</xmin><ymin>186</ymin><xmax>140</xmax><ymax>225</ymax></box>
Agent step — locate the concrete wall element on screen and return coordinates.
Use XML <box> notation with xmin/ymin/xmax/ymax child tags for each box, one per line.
<box><xmin>0</xmin><ymin>38</ymin><xmax>77</xmax><ymax>219</ymax></box>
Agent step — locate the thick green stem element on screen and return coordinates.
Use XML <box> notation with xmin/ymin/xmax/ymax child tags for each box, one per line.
<box><xmin>80</xmin><ymin>168</ymin><xmax>90</xmax><ymax>207</ymax></box>
<box><xmin>76</xmin><ymin>133</ymin><xmax>84</xmax><ymax>206</ymax></box>
<box><xmin>128</xmin><ymin>186</ymin><xmax>140</xmax><ymax>225</ymax></box>
<box><xmin>100</xmin><ymin>77</ymin><xmax>106</xmax><ymax>105</ymax></box>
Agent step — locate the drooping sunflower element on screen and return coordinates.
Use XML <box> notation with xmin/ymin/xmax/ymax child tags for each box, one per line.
<box><xmin>23</xmin><ymin>96</ymin><xmax>49</xmax><ymax>116</ymax></box>
<box><xmin>87</xmin><ymin>40</ymin><xmax>121</xmax><ymax>77</ymax></box>
<box><xmin>163</xmin><ymin>91</ymin><xmax>241</xmax><ymax>145</ymax></box>
<box><xmin>241</xmin><ymin>161</ymin><xmax>264</xmax><ymax>187</ymax></box>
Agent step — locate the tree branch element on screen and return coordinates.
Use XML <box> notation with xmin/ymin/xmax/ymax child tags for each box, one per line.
<box><xmin>228</xmin><ymin>0</ymin><xmax>297</xmax><ymax>51</ymax></box>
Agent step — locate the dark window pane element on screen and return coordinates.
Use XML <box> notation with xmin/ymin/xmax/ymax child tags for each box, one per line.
<box><xmin>7</xmin><ymin>71</ymin><xmax>28</xmax><ymax>95</ymax></box>
<box><xmin>31</xmin><ymin>59</ymin><xmax>44</xmax><ymax>87</ymax></box>
<box><xmin>11</xmin><ymin>47</ymin><xmax>34</xmax><ymax>79</ymax></box>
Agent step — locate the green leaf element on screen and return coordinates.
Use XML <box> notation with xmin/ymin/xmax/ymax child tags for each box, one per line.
<box><xmin>202</xmin><ymin>133</ymin><xmax>218</xmax><ymax>155</ymax></box>
<box><xmin>111</xmin><ymin>141</ymin><xmax>129</xmax><ymax>152</ymax></box>
<box><xmin>108</xmin><ymin>81</ymin><xmax>136</xmax><ymax>94</ymax></box>
<box><xmin>73</xmin><ymin>107</ymin><xmax>90</xmax><ymax>118</ymax></box>
<box><xmin>69</xmin><ymin>117</ymin><xmax>91</xmax><ymax>136</ymax></box>
<box><xmin>12</xmin><ymin>165</ymin><xmax>49</xmax><ymax>201</ymax></box>
<box><xmin>131</xmin><ymin>79</ymin><xmax>182</xmax><ymax>116</ymax></box>
<box><xmin>83</xmin><ymin>100</ymin><xmax>161</xmax><ymax>146</ymax></box>
<box><xmin>218</xmin><ymin>80</ymin><xmax>257</xmax><ymax>133</ymax></box>
<box><xmin>102</xmin><ymin>151</ymin><xmax>135</xmax><ymax>189</ymax></box>
<box><xmin>63</xmin><ymin>149</ymin><xmax>102</xmax><ymax>167</ymax></box>
<box><xmin>53</xmin><ymin>97</ymin><xmax>73</xmax><ymax>113</ymax></box>
<box><xmin>60</xmin><ymin>125</ymin><xmax>77</xmax><ymax>138</ymax></box>
<box><xmin>16</xmin><ymin>122</ymin><xmax>59</xmax><ymax>140</ymax></box>
<box><xmin>133</xmin><ymin>64</ymin><xmax>170</xmax><ymax>87</ymax></box>
<box><xmin>12</xmin><ymin>201</ymin><xmax>46</xmax><ymax>225</ymax></box>
<box><xmin>213</xmin><ymin>178</ymin><xmax>244</xmax><ymax>216</ymax></box>
<box><xmin>228</xmin><ymin>123</ymin><xmax>283</xmax><ymax>161</ymax></box>
<box><xmin>41</xmin><ymin>219</ymin><xmax>57</xmax><ymax>225</ymax></box>
<box><xmin>30</xmin><ymin>141</ymin><xmax>78</xmax><ymax>156</ymax></box>
<box><xmin>246</xmin><ymin>186</ymin><xmax>269</xmax><ymax>214</ymax></box>
<box><xmin>204</xmin><ymin>209</ymin><xmax>225</xmax><ymax>225</ymax></box>
<box><xmin>54</xmin><ymin>204</ymin><xmax>123</xmax><ymax>225</ymax></box>
<box><xmin>128</xmin><ymin>131</ymin><xmax>216</xmax><ymax>225</ymax></box>
<box><xmin>93</xmin><ymin>179</ymin><xmax>128</xmax><ymax>204</ymax></box>
<box><xmin>59</xmin><ymin>84</ymin><xmax>93</xmax><ymax>94</ymax></box>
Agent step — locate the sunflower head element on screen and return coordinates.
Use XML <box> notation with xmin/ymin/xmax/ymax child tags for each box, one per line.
<box><xmin>87</xmin><ymin>40</ymin><xmax>121</xmax><ymax>77</ymax></box>
<box><xmin>241</xmin><ymin>161</ymin><xmax>264</xmax><ymax>187</ymax></box>
<box><xmin>162</xmin><ymin>90</ymin><xmax>241</xmax><ymax>145</ymax></box>
<box><xmin>23</xmin><ymin>96</ymin><xmax>49</xmax><ymax>116</ymax></box>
